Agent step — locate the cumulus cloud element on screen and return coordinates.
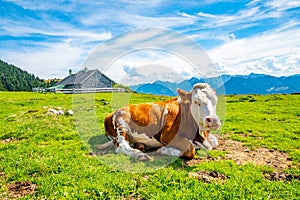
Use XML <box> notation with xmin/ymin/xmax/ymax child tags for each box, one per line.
<box><xmin>119</xmin><ymin>64</ymin><xmax>186</xmax><ymax>85</ymax></box>
<box><xmin>207</xmin><ymin>25</ymin><xmax>300</xmax><ymax>76</ymax></box>
<box><xmin>213</xmin><ymin>53</ymin><xmax>300</xmax><ymax>76</ymax></box>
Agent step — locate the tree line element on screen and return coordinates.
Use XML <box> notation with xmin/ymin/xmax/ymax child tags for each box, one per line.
<box><xmin>0</xmin><ymin>60</ymin><xmax>59</xmax><ymax>91</ymax></box>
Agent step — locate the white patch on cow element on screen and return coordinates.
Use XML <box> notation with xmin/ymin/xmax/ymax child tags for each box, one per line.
<box><xmin>164</xmin><ymin>105</ymin><xmax>168</xmax><ymax>115</ymax></box>
<box><xmin>119</xmin><ymin>110</ymin><xmax>126</xmax><ymax>115</ymax></box>
<box><xmin>177</xmin><ymin>96</ymin><xmax>182</xmax><ymax>103</ymax></box>
<box><xmin>112</xmin><ymin>109</ymin><xmax>128</xmax><ymax>130</ymax></box>
<box><xmin>112</xmin><ymin>113</ymin><xmax>117</xmax><ymax>129</ymax></box>
<box><xmin>116</xmin><ymin>135</ymin><xmax>151</xmax><ymax>160</ymax></box>
<box><xmin>157</xmin><ymin>147</ymin><xmax>181</xmax><ymax>157</ymax></box>
<box><xmin>116</xmin><ymin>127</ymin><xmax>122</xmax><ymax>135</ymax></box>
<box><xmin>115</xmin><ymin>135</ymin><xmax>130</xmax><ymax>154</ymax></box>
<box><xmin>129</xmin><ymin>132</ymin><xmax>163</xmax><ymax>148</ymax></box>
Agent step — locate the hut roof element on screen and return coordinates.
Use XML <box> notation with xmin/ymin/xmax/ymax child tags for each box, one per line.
<box><xmin>57</xmin><ymin>69</ymin><xmax>113</xmax><ymax>86</ymax></box>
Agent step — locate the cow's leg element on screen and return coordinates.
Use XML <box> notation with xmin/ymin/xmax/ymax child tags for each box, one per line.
<box><xmin>113</xmin><ymin>113</ymin><xmax>152</xmax><ymax>161</ymax></box>
<box><xmin>155</xmin><ymin>136</ymin><xmax>195</xmax><ymax>159</ymax></box>
<box><xmin>194</xmin><ymin>140</ymin><xmax>213</xmax><ymax>150</ymax></box>
<box><xmin>193</xmin><ymin>131</ymin><xmax>218</xmax><ymax>150</ymax></box>
<box><xmin>208</xmin><ymin>133</ymin><xmax>218</xmax><ymax>148</ymax></box>
<box><xmin>155</xmin><ymin>146</ymin><xmax>182</xmax><ymax>157</ymax></box>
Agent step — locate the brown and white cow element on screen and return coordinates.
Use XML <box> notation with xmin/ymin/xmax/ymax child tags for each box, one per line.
<box><xmin>103</xmin><ymin>83</ymin><xmax>221</xmax><ymax>161</ymax></box>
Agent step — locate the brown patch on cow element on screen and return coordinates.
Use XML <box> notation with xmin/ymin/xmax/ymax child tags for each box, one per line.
<box><xmin>189</xmin><ymin>171</ymin><xmax>227</xmax><ymax>183</ymax></box>
<box><xmin>5</xmin><ymin>181</ymin><xmax>37</xmax><ymax>199</ymax></box>
<box><xmin>186</xmin><ymin>137</ymin><xmax>293</xmax><ymax>172</ymax></box>
<box><xmin>129</xmin><ymin>104</ymin><xmax>152</xmax><ymax>127</ymax></box>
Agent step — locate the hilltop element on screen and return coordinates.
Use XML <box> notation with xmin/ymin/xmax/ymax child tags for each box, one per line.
<box><xmin>0</xmin><ymin>60</ymin><xmax>46</xmax><ymax>91</ymax></box>
<box><xmin>0</xmin><ymin>60</ymin><xmax>60</xmax><ymax>91</ymax></box>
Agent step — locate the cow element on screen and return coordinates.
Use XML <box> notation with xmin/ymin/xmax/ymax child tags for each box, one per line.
<box><xmin>103</xmin><ymin>83</ymin><xmax>221</xmax><ymax>161</ymax></box>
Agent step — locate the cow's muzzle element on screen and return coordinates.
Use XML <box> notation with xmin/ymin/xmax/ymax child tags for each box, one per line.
<box><xmin>205</xmin><ymin>116</ymin><xmax>221</xmax><ymax>130</ymax></box>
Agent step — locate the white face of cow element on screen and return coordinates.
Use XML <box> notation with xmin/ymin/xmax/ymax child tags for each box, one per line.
<box><xmin>190</xmin><ymin>83</ymin><xmax>221</xmax><ymax>131</ymax></box>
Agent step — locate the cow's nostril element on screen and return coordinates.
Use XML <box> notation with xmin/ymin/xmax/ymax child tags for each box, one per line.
<box><xmin>206</xmin><ymin>117</ymin><xmax>212</xmax><ymax>123</ymax></box>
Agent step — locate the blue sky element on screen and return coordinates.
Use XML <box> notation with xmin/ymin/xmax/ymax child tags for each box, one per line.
<box><xmin>0</xmin><ymin>0</ymin><xmax>299</xmax><ymax>79</ymax></box>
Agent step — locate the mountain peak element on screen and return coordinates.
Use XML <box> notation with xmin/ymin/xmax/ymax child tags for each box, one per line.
<box><xmin>248</xmin><ymin>73</ymin><xmax>268</xmax><ymax>78</ymax></box>
<box><xmin>129</xmin><ymin>74</ymin><xmax>300</xmax><ymax>95</ymax></box>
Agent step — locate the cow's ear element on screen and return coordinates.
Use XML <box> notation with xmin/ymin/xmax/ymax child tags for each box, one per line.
<box><xmin>177</xmin><ymin>88</ymin><xmax>191</xmax><ymax>102</ymax></box>
<box><xmin>177</xmin><ymin>88</ymin><xmax>188</xmax><ymax>96</ymax></box>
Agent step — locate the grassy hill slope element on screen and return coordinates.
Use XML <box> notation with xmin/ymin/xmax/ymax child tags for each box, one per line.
<box><xmin>0</xmin><ymin>60</ymin><xmax>45</xmax><ymax>91</ymax></box>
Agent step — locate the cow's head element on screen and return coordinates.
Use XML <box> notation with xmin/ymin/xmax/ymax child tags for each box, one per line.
<box><xmin>177</xmin><ymin>83</ymin><xmax>221</xmax><ymax>131</ymax></box>
<box><xmin>177</xmin><ymin>84</ymin><xmax>221</xmax><ymax>150</ymax></box>
<box><xmin>190</xmin><ymin>83</ymin><xmax>221</xmax><ymax>131</ymax></box>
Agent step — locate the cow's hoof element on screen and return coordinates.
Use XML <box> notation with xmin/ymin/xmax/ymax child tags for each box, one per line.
<box><xmin>208</xmin><ymin>134</ymin><xmax>218</xmax><ymax>148</ymax></box>
<box><xmin>157</xmin><ymin>147</ymin><xmax>181</xmax><ymax>157</ymax></box>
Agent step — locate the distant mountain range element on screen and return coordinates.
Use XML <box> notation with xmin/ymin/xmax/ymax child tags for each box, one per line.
<box><xmin>130</xmin><ymin>73</ymin><xmax>300</xmax><ymax>96</ymax></box>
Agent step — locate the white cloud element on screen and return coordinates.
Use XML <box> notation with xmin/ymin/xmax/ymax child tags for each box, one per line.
<box><xmin>196</xmin><ymin>6</ymin><xmax>282</xmax><ymax>29</ymax></box>
<box><xmin>100</xmin><ymin>49</ymin><xmax>199</xmax><ymax>85</ymax></box>
<box><xmin>207</xmin><ymin>24</ymin><xmax>300</xmax><ymax>76</ymax></box>
<box><xmin>0</xmin><ymin>40</ymin><xmax>85</xmax><ymax>79</ymax></box>
<box><xmin>121</xmin><ymin>14</ymin><xmax>196</xmax><ymax>29</ymax></box>
<box><xmin>265</xmin><ymin>0</ymin><xmax>300</xmax><ymax>11</ymax></box>
<box><xmin>208</xmin><ymin>27</ymin><xmax>300</xmax><ymax>63</ymax></box>
<box><xmin>244</xmin><ymin>54</ymin><xmax>300</xmax><ymax>76</ymax></box>
<box><xmin>0</xmin><ymin>17</ymin><xmax>112</xmax><ymax>42</ymax></box>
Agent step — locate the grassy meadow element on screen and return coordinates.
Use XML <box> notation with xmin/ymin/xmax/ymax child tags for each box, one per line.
<box><xmin>0</xmin><ymin>91</ymin><xmax>299</xmax><ymax>199</ymax></box>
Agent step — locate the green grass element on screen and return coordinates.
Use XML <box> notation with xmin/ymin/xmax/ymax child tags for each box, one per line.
<box><xmin>223</xmin><ymin>95</ymin><xmax>300</xmax><ymax>163</ymax></box>
<box><xmin>0</xmin><ymin>92</ymin><xmax>299</xmax><ymax>199</ymax></box>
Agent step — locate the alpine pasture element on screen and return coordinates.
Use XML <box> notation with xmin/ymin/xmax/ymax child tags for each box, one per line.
<box><xmin>0</xmin><ymin>92</ymin><xmax>299</xmax><ymax>199</ymax></box>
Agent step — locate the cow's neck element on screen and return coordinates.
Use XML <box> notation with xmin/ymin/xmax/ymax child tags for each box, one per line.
<box><xmin>178</xmin><ymin>101</ymin><xmax>198</xmax><ymax>140</ymax></box>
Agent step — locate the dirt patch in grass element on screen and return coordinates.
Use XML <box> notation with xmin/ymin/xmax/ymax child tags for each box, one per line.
<box><xmin>186</xmin><ymin>137</ymin><xmax>293</xmax><ymax>172</ymax></box>
<box><xmin>189</xmin><ymin>171</ymin><xmax>227</xmax><ymax>183</ymax></box>
<box><xmin>216</xmin><ymin>138</ymin><xmax>292</xmax><ymax>171</ymax></box>
<box><xmin>265</xmin><ymin>171</ymin><xmax>300</xmax><ymax>181</ymax></box>
<box><xmin>4</xmin><ymin>181</ymin><xmax>37</xmax><ymax>199</ymax></box>
<box><xmin>186</xmin><ymin>137</ymin><xmax>299</xmax><ymax>182</ymax></box>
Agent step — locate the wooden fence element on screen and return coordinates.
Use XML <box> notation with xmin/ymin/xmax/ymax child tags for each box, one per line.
<box><xmin>33</xmin><ymin>87</ymin><xmax>126</xmax><ymax>94</ymax></box>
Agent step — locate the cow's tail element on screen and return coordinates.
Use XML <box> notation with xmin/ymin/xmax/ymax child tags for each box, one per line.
<box><xmin>94</xmin><ymin>140</ymin><xmax>115</xmax><ymax>151</ymax></box>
